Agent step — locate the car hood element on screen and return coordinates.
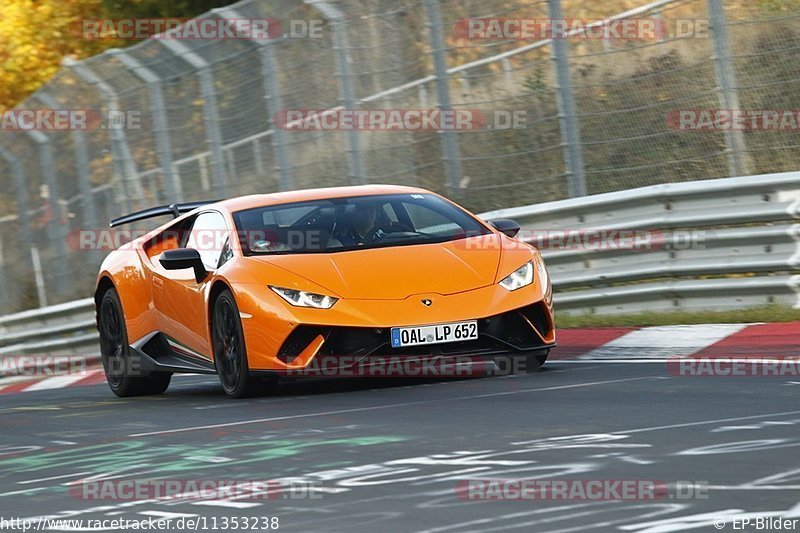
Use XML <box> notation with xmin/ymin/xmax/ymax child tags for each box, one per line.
<box><xmin>257</xmin><ymin>234</ymin><xmax>503</xmax><ymax>300</ymax></box>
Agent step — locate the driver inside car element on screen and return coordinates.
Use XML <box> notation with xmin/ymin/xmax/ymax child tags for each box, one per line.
<box><xmin>333</xmin><ymin>203</ymin><xmax>385</xmax><ymax>247</ymax></box>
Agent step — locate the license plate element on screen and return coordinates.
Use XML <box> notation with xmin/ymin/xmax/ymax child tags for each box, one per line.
<box><xmin>390</xmin><ymin>321</ymin><xmax>478</xmax><ymax>348</ymax></box>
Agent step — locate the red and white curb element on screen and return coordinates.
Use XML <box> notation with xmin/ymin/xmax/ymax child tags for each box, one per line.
<box><xmin>0</xmin><ymin>368</ymin><xmax>106</xmax><ymax>395</ymax></box>
<box><xmin>1</xmin><ymin>322</ymin><xmax>799</xmax><ymax>394</ymax></box>
<box><xmin>551</xmin><ymin>321</ymin><xmax>800</xmax><ymax>362</ymax></box>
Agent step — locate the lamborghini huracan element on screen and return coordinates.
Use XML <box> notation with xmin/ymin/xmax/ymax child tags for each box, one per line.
<box><xmin>95</xmin><ymin>185</ymin><xmax>555</xmax><ymax>398</ymax></box>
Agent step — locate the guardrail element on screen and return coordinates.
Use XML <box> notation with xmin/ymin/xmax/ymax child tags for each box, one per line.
<box><xmin>1</xmin><ymin>171</ymin><xmax>798</xmax><ymax>356</ymax></box>
<box><xmin>0</xmin><ymin>298</ymin><xmax>97</xmax><ymax>356</ymax></box>
<box><xmin>485</xmin><ymin>170</ymin><xmax>800</xmax><ymax>315</ymax></box>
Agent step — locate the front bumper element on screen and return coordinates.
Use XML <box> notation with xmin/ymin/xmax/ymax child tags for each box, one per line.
<box><xmin>237</xmin><ymin>281</ymin><xmax>555</xmax><ymax>371</ymax></box>
<box><xmin>278</xmin><ymin>300</ymin><xmax>553</xmax><ymax>362</ymax></box>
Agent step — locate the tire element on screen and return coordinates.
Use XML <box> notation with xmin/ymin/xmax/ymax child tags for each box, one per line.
<box><xmin>212</xmin><ymin>289</ymin><xmax>259</xmax><ymax>398</ymax></box>
<box><xmin>98</xmin><ymin>288</ymin><xmax>172</xmax><ymax>397</ymax></box>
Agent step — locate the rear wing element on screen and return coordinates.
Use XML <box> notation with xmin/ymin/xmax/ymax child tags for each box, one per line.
<box><xmin>109</xmin><ymin>200</ymin><xmax>220</xmax><ymax>228</ymax></box>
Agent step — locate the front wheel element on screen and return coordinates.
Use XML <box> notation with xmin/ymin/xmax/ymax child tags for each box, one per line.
<box><xmin>98</xmin><ymin>288</ymin><xmax>171</xmax><ymax>397</ymax></box>
<box><xmin>212</xmin><ymin>289</ymin><xmax>259</xmax><ymax>398</ymax></box>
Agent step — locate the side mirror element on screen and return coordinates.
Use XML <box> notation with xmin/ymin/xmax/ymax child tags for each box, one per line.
<box><xmin>159</xmin><ymin>248</ymin><xmax>208</xmax><ymax>283</ymax></box>
<box><xmin>487</xmin><ymin>219</ymin><xmax>521</xmax><ymax>238</ymax></box>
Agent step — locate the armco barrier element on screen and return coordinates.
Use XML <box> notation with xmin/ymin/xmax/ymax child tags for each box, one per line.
<box><xmin>484</xmin><ymin>170</ymin><xmax>800</xmax><ymax>315</ymax></box>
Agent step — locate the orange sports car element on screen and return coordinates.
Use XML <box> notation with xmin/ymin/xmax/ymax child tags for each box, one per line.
<box><xmin>95</xmin><ymin>185</ymin><xmax>555</xmax><ymax>398</ymax></box>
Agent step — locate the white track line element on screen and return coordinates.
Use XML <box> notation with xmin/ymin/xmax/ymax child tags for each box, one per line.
<box><xmin>554</xmin><ymin>360</ymin><xmax>669</xmax><ymax>363</ymax></box>
<box><xmin>617</xmin><ymin>409</ymin><xmax>800</xmax><ymax>436</ymax></box>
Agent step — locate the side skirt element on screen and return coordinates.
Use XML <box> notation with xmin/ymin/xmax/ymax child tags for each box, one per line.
<box><xmin>129</xmin><ymin>332</ymin><xmax>217</xmax><ymax>375</ymax></box>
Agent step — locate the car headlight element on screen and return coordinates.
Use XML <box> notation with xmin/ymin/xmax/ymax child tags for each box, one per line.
<box><xmin>270</xmin><ymin>286</ymin><xmax>339</xmax><ymax>309</ymax></box>
<box><xmin>499</xmin><ymin>261</ymin><xmax>534</xmax><ymax>291</ymax></box>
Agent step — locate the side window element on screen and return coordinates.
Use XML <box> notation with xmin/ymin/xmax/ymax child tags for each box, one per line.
<box><xmin>218</xmin><ymin>239</ymin><xmax>233</xmax><ymax>268</ymax></box>
<box><xmin>185</xmin><ymin>212</ymin><xmax>229</xmax><ymax>271</ymax></box>
<box><xmin>144</xmin><ymin>217</ymin><xmax>192</xmax><ymax>259</ymax></box>
<box><xmin>383</xmin><ymin>203</ymin><xmax>399</xmax><ymax>224</ymax></box>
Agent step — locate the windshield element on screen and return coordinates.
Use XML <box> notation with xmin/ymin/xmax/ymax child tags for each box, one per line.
<box><xmin>232</xmin><ymin>194</ymin><xmax>491</xmax><ymax>255</ymax></box>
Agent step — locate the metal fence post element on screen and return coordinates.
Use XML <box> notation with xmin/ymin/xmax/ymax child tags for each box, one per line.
<box><xmin>547</xmin><ymin>0</ymin><xmax>587</xmax><ymax>198</ymax></box>
<box><xmin>158</xmin><ymin>39</ymin><xmax>229</xmax><ymax>198</ymax></box>
<box><xmin>33</xmin><ymin>91</ymin><xmax>99</xmax><ymax>233</ymax></box>
<box><xmin>305</xmin><ymin>0</ymin><xmax>366</xmax><ymax>185</ymax></box>
<box><xmin>30</xmin><ymin>246</ymin><xmax>48</xmax><ymax>308</ymax></box>
<box><xmin>216</xmin><ymin>7</ymin><xmax>293</xmax><ymax>191</ymax></box>
<box><xmin>387</xmin><ymin>8</ymin><xmax>420</xmax><ymax>185</ymax></box>
<box><xmin>0</xmin><ymin>231</ymin><xmax>7</xmax><ymax>312</ymax></box>
<box><xmin>110</xmin><ymin>49</ymin><xmax>183</xmax><ymax>203</ymax></box>
<box><xmin>424</xmin><ymin>0</ymin><xmax>464</xmax><ymax>197</ymax></box>
<box><xmin>63</xmin><ymin>57</ymin><xmax>144</xmax><ymax>213</ymax></box>
<box><xmin>24</xmin><ymin>130</ymin><xmax>69</xmax><ymax>297</ymax></box>
<box><xmin>708</xmin><ymin>0</ymin><xmax>751</xmax><ymax>177</ymax></box>
<box><xmin>260</xmin><ymin>42</ymin><xmax>294</xmax><ymax>190</ymax></box>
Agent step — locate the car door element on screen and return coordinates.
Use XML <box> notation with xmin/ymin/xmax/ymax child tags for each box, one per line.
<box><xmin>152</xmin><ymin>210</ymin><xmax>231</xmax><ymax>360</ymax></box>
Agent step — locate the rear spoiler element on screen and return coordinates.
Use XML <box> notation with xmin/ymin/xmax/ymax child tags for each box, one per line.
<box><xmin>109</xmin><ymin>200</ymin><xmax>220</xmax><ymax>228</ymax></box>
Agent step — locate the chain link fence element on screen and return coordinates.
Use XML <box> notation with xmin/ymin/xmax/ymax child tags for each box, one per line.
<box><xmin>0</xmin><ymin>0</ymin><xmax>798</xmax><ymax>312</ymax></box>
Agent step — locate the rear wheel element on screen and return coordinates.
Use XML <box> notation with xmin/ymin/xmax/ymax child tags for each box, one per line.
<box><xmin>212</xmin><ymin>289</ymin><xmax>259</xmax><ymax>398</ymax></box>
<box><xmin>98</xmin><ymin>288</ymin><xmax>171</xmax><ymax>397</ymax></box>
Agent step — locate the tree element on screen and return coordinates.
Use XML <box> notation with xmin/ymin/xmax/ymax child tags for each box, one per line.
<box><xmin>0</xmin><ymin>0</ymin><xmax>113</xmax><ymax>111</ymax></box>
<box><xmin>0</xmin><ymin>0</ymin><xmax>239</xmax><ymax>111</ymax></box>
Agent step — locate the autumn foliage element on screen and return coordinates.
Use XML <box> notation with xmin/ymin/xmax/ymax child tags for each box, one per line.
<box><xmin>0</xmin><ymin>1</ymin><xmax>113</xmax><ymax>111</ymax></box>
<box><xmin>0</xmin><ymin>0</ymin><xmax>237</xmax><ymax>111</ymax></box>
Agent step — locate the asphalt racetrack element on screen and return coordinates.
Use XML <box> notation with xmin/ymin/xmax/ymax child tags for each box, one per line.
<box><xmin>2</xmin><ymin>358</ymin><xmax>800</xmax><ymax>532</ymax></box>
